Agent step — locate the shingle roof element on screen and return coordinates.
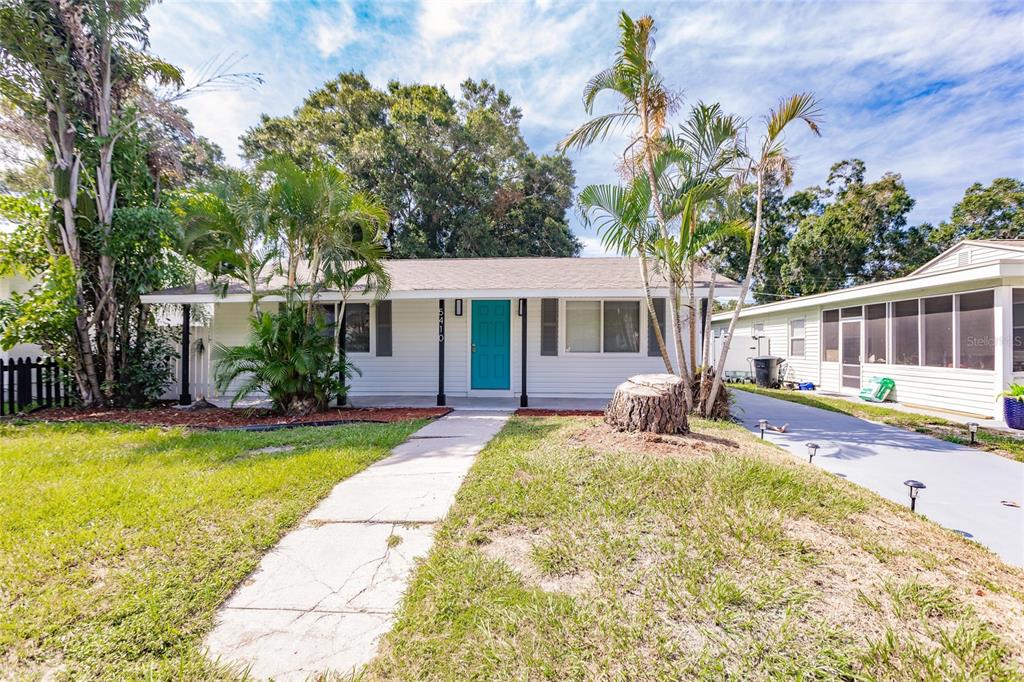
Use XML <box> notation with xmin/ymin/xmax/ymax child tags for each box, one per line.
<box><xmin>146</xmin><ymin>257</ymin><xmax>736</xmax><ymax>297</ymax></box>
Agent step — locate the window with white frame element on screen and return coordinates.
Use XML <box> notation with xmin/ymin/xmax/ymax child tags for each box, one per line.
<box><xmin>343</xmin><ymin>303</ymin><xmax>370</xmax><ymax>353</ymax></box>
<box><xmin>565</xmin><ymin>300</ymin><xmax>641</xmax><ymax>353</ymax></box>
<box><xmin>789</xmin><ymin>318</ymin><xmax>805</xmax><ymax>357</ymax></box>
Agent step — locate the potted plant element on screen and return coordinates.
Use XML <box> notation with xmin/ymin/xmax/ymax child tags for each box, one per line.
<box><xmin>1001</xmin><ymin>383</ymin><xmax>1024</xmax><ymax>430</ymax></box>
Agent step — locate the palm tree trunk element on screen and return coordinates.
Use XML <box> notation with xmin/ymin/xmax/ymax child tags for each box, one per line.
<box><xmin>699</xmin><ymin>271</ymin><xmax>717</xmax><ymax>417</ymax></box>
<box><xmin>705</xmin><ymin>170</ymin><xmax>765</xmax><ymax>414</ymax></box>
<box><xmin>639</xmin><ymin>254</ymin><xmax>673</xmax><ymax>373</ymax></box>
<box><xmin>688</xmin><ymin>259</ymin><xmax>697</xmax><ymax>373</ymax></box>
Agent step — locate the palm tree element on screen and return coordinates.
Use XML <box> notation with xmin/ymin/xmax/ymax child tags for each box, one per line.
<box><xmin>662</xmin><ymin>103</ymin><xmax>746</xmax><ymax>377</ymax></box>
<box><xmin>703</xmin><ymin>93</ymin><xmax>822</xmax><ymax>415</ymax></box>
<box><xmin>261</xmin><ymin>156</ymin><xmax>390</xmax><ymax>322</ymax></box>
<box><xmin>578</xmin><ymin>176</ymin><xmax>673</xmax><ymax>372</ymax></box>
<box><xmin>178</xmin><ymin>169</ymin><xmax>277</xmax><ymax>312</ymax></box>
<box><xmin>559</xmin><ymin>11</ymin><xmax>682</xmax><ymax>371</ymax></box>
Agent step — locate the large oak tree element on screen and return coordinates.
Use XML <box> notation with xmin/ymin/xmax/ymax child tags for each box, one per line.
<box><xmin>241</xmin><ymin>73</ymin><xmax>580</xmax><ymax>258</ymax></box>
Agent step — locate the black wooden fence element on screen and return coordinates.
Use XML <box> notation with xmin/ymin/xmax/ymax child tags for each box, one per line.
<box><xmin>0</xmin><ymin>357</ymin><xmax>72</xmax><ymax>415</ymax></box>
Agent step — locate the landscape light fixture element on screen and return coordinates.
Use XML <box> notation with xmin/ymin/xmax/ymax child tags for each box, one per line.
<box><xmin>454</xmin><ymin>299</ymin><xmax>463</xmax><ymax>316</ymax></box>
<box><xmin>758</xmin><ymin>418</ymin><xmax>768</xmax><ymax>439</ymax></box>
<box><xmin>967</xmin><ymin>422</ymin><xmax>978</xmax><ymax>445</ymax></box>
<box><xmin>806</xmin><ymin>442</ymin><xmax>819</xmax><ymax>463</ymax></box>
<box><xmin>903</xmin><ymin>479</ymin><xmax>926</xmax><ymax>512</ymax></box>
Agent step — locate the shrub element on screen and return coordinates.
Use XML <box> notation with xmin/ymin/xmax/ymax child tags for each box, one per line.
<box><xmin>214</xmin><ymin>300</ymin><xmax>358</xmax><ymax>415</ymax></box>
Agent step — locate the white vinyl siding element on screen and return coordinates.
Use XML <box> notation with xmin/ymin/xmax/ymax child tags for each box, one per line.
<box><xmin>914</xmin><ymin>243</ymin><xmax>1024</xmax><ymax>275</ymax></box>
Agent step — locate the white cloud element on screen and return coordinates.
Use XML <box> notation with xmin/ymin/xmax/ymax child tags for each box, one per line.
<box><xmin>143</xmin><ymin>0</ymin><xmax>1024</xmax><ymax>243</ymax></box>
<box><xmin>311</xmin><ymin>1</ymin><xmax>357</xmax><ymax>57</ymax></box>
<box><xmin>578</xmin><ymin>234</ymin><xmax>612</xmax><ymax>258</ymax></box>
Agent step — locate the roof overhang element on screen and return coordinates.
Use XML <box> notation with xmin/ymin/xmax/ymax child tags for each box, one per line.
<box><xmin>141</xmin><ymin>282</ymin><xmax>742</xmax><ymax>305</ymax></box>
<box><xmin>710</xmin><ymin>259</ymin><xmax>1024</xmax><ymax>323</ymax></box>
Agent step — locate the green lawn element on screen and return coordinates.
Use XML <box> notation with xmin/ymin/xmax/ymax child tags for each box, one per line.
<box><xmin>734</xmin><ymin>384</ymin><xmax>1024</xmax><ymax>463</ymax></box>
<box><xmin>366</xmin><ymin>417</ymin><xmax>1024</xmax><ymax>681</ymax></box>
<box><xmin>0</xmin><ymin>419</ymin><xmax>424</xmax><ymax>680</ymax></box>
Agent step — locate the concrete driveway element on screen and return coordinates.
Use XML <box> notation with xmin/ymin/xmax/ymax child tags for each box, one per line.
<box><xmin>732</xmin><ymin>390</ymin><xmax>1024</xmax><ymax>568</ymax></box>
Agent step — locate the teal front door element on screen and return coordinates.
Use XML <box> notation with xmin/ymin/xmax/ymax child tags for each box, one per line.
<box><xmin>471</xmin><ymin>300</ymin><xmax>511</xmax><ymax>390</ymax></box>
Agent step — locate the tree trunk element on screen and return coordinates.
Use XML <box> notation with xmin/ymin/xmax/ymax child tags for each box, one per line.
<box><xmin>704</xmin><ymin>170</ymin><xmax>765</xmax><ymax>415</ymax></box>
<box><xmin>605</xmin><ymin>373</ymin><xmax>689</xmax><ymax>434</ymax></box>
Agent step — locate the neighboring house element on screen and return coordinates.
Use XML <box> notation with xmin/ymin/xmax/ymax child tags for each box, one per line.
<box><xmin>141</xmin><ymin>257</ymin><xmax>738</xmax><ymax>406</ymax></box>
<box><xmin>0</xmin><ymin>271</ymin><xmax>43</xmax><ymax>361</ymax></box>
<box><xmin>710</xmin><ymin>240</ymin><xmax>1024</xmax><ymax>422</ymax></box>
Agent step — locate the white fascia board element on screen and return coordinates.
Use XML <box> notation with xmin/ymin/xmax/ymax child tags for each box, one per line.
<box><xmin>141</xmin><ymin>284</ymin><xmax>741</xmax><ymax>305</ymax></box>
<box><xmin>710</xmin><ymin>260</ymin><xmax>1024</xmax><ymax>323</ymax></box>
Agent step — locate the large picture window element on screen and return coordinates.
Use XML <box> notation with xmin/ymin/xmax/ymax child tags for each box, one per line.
<box><xmin>789</xmin><ymin>319</ymin><xmax>805</xmax><ymax>357</ymax></box>
<box><xmin>822</xmin><ymin>309</ymin><xmax>839</xmax><ymax>362</ymax></box>
<box><xmin>565</xmin><ymin>300</ymin><xmax>641</xmax><ymax>353</ymax></box>
<box><xmin>864</xmin><ymin>303</ymin><xmax>887</xmax><ymax>363</ymax></box>
<box><xmin>565</xmin><ymin>301</ymin><xmax>601</xmax><ymax>352</ymax></box>
<box><xmin>923</xmin><ymin>296</ymin><xmax>953</xmax><ymax>368</ymax></box>
<box><xmin>343</xmin><ymin>303</ymin><xmax>370</xmax><ymax>353</ymax></box>
<box><xmin>958</xmin><ymin>290</ymin><xmax>994</xmax><ymax>370</ymax></box>
<box><xmin>891</xmin><ymin>299</ymin><xmax>919</xmax><ymax>365</ymax></box>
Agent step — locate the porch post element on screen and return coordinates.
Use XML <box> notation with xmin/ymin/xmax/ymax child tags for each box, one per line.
<box><xmin>994</xmin><ymin>286</ymin><xmax>1013</xmax><ymax>423</ymax></box>
<box><xmin>437</xmin><ymin>299</ymin><xmax>446</xmax><ymax>406</ymax></box>
<box><xmin>520</xmin><ymin>298</ymin><xmax>528</xmax><ymax>407</ymax></box>
<box><xmin>179</xmin><ymin>303</ymin><xmax>192</xmax><ymax>405</ymax></box>
<box><xmin>336</xmin><ymin>302</ymin><xmax>347</xmax><ymax>407</ymax></box>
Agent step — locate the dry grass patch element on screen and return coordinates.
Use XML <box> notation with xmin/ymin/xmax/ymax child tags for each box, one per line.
<box><xmin>364</xmin><ymin>416</ymin><xmax>1024</xmax><ymax>681</ymax></box>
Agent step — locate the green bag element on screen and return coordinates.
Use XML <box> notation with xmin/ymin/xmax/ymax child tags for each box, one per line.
<box><xmin>859</xmin><ymin>376</ymin><xmax>894</xmax><ymax>403</ymax></box>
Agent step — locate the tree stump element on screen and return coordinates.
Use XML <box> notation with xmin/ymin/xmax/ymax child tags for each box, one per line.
<box><xmin>605</xmin><ymin>373</ymin><xmax>689</xmax><ymax>434</ymax></box>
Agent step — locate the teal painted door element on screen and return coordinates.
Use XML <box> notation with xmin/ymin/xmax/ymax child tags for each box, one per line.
<box><xmin>471</xmin><ymin>300</ymin><xmax>511</xmax><ymax>390</ymax></box>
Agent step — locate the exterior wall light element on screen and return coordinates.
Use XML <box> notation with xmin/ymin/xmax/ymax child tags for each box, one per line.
<box><xmin>903</xmin><ymin>479</ymin><xmax>926</xmax><ymax>512</ymax></box>
<box><xmin>518</xmin><ymin>298</ymin><xmax>526</xmax><ymax>317</ymax></box>
<box><xmin>758</xmin><ymin>418</ymin><xmax>768</xmax><ymax>439</ymax></box>
<box><xmin>806</xmin><ymin>442</ymin><xmax>819</xmax><ymax>463</ymax></box>
<box><xmin>967</xmin><ymin>422</ymin><xmax>978</xmax><ymax>445</ymax></box>
<box><xmin>454</xmin><ymin>299</ymin><xmax>463</xmax><ymax>316</ymax></box>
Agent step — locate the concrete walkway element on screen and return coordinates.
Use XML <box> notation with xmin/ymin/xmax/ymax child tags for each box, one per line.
<box><xmin>733</xmin><ymin>390</ymin><xmax>1024</xmax><ymax>567</ymax></box>
<box><xmin>205</xmin><ymin>410</ymin><xmax>511</xmax><ymax>680</ymax></box>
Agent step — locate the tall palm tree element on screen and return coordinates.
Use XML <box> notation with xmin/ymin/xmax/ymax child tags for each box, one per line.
<box><xmin>703</xmin><ymin>93</ymin><xmax>822</xmax><ymax>415</ymax></box>
<box><xmin>261</xmin><ymin>156</ymin><xmax>390</xmax><ymax>322</ymax></box>
<box><xmin>559</xmin><ymin>11</ymin><xmax>682</xmax><ymax>371</ymax></box>
<box><xmin>178</xmin><ymin>169</ymin><xmax>277</xmax><ymax>312</ymax></box>
<box><xmin>663</xmin><ymin>103</ymin><xmax>746</xmax><ymax>376</ymax></box>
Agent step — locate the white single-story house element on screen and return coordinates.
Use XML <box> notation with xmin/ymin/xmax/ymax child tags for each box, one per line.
<box><xmin>0</xmin><ymin>271</ymin><xmax>43</xmax><ymax>361</ymax></box>
<box><xmin>141</xmin><ymin>258</ymin><xmax>739</xmax><ymax>406</ymax></box>
<box><xmin>710</xmin><ymin>240</ymin><xmax>1024</xmax><ymax>423</ymax></box>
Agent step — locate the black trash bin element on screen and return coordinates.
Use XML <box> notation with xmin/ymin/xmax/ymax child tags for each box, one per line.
<box><xmin>753</xmin><ymin>356</ymin><xmax>782</xmax><ymax>388</ymax></box>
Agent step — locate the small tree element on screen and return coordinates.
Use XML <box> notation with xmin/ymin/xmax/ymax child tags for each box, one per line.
<box><xmin>703</xmin><ymin>94</ymin><xmax>822</xmax><ymax>415</ymax></box>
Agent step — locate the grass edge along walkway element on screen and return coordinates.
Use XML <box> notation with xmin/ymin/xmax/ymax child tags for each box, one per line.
<box><xmin>733</xmin><ymin>384</ymin><xmax>1024</xmax><ymax>463</ymax></box>
<box><xmin>0</xmin><ymin>418</ymin><xmax>426</xmax><ymax>680</ymax></box>
<box><xmin>363</xmin><ymin>416</ymin><xmax>1024</xmax><ymax>681</ymax></box>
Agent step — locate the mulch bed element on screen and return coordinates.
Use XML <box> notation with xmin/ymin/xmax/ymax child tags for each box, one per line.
<box><xmin>21</xmin><ymin>405</ymin><xmax>452</xmax><ymax>430</ymax></box>
<box><xmin>515</xmin><ymin>408</ymin><xmax>605</xmax><ymax>417</ymax></box>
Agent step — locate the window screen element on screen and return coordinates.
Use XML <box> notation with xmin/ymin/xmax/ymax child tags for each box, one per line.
<box><xmin>923</xmin><ymin>296</ymin><xmax>953</xmax><ymax>368</ymax></box>
<box><xmin>864</xmin><ymin>303</ymin><xmax>887</xmax><ymax>363</ymax></box>
<box><xmin>1015</xmin><ymin>289</ymin><xmax>1024</xmax><ymax>372</ymax></box>
<box><xmin>891</xmin><ymin>300</ymin><xmax>919</xmax><ymax>365</ymax></box>
<box><xmin>958</xmin><ymin>290</ymin><xmax>994</xmax><ymax>370</ymax></box>
<box><xmin>822</xmin><ymin>310</ymin><xmax>839</xmax><ymax>362</ymax></box>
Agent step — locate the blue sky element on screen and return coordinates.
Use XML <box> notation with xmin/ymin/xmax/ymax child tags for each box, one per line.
<box><xmin>148</xmin><ymin>0</ymin><xmax>1024</xmax><ymax>255</ymax></box>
